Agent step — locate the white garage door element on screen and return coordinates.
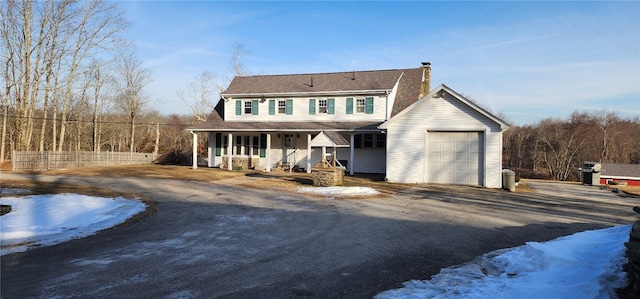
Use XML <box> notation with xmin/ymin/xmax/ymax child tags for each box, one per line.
<box><xmin>427</xmin><ymin>132</ymin><xmax>483</xmax><ymax>185</ymax></box>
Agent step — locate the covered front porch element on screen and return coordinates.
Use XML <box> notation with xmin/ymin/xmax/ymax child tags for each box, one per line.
<box><xmin>189</xmin><ymin>130</ymin><xmax>385</xmax><ymax>175</ymax></box>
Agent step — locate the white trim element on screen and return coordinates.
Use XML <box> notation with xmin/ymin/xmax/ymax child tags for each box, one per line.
<box><xmin>349</xmin><ymin>134</ymin><xmax>355</xmax><ymax>175</ymax></box>
<box><xmin>266</xmin><ymin>133</ymin><xmax>271</xmax><ymax>172</ymax></box>
<box><xmin>227</xmin><ymin>133</ymin><xmax>233</xmax><ymax>171</ymax></box>
<box><xmin>601</xmin><ymin>175</ymin><xmax>640</xmax><ymax>180</ymax></box>
<box><xmin>379</xmin><ymin>84</ymin><xmax>510</xmax><ymax>130</ymax></box>
<box><xmin>483</xmin><ymin>128</ymin><xmax>488</xmax><ymax>187</ymax></box>
<box><xmin>207</xmin><ymin>132</ymin><xmax>214</xmax><ymax>168</ymax></box>
<box><xmin>423</xmin><ymin>130</ymin><xmax>428</xmax><ymax>183</ymax></box>
<box><xmin>307</xmin><ymin>133</ymin><xmax>312</xmax><ymax>173</ymax></box>
<box><xmin>192</xmin><ymin>131</ymin><xmax>198</xmax><ymax>170</ymax></box>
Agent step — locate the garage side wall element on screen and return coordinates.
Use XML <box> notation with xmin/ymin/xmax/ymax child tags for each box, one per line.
<box><xmin>385</xmin><ymin>94</ymin><xmax>503</xmax><ymax>187</ymax></box>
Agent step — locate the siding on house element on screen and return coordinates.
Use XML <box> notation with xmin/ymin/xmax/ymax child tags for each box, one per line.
<box><xmin>383</xmin><ymin>91</ymin><xmax>504</xmax><ymax>187</ymax></box>
<box><xmin>223</xmin><ymin>95</ymin><xmax>389</xmax><ymax>122</ymax></box>
<box><xmin>193</xmin><ymin>68</ymin><xmax>510</xmax><ymax>188</ymax></box>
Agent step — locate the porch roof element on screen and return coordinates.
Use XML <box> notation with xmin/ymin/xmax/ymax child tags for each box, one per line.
<box><xmin>310</xmin><ymin>131</ymin><xmax>351</xmax><ymax>147</ymax></box>
<box><xmin>188</xmin><ymin>119</ymin><xmax>382</xmax><ymax>132</ymax></box>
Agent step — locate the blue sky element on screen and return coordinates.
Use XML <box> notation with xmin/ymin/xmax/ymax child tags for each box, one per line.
<box><xmin>118</xmin><ymin>1</ymin><xmax>640</xmax><ymax>125</ymax></box>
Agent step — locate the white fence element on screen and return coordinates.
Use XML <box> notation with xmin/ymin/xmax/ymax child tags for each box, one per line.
<box><xmin>11</xmin><ymin>151</ymin><xmax>157</xmax><ymax>172</ymax></box>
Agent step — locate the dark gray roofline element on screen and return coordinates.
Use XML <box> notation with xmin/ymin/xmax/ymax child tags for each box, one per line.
<box><xmin>221</xmin><ymin>89</ymin><xmax>391</xmax><ymax>99</ymax></box>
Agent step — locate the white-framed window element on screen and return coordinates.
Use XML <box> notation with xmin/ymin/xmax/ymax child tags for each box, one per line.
<box><xmin>376</xmin><ymin>133</ymin><xmax>386</xmax><ymax>148</ymax></box>
<box><xmin>235</xmin><ymin>136</ymin><xmax>243</xmax><ymax>154</ymax></box>
<box><xmin>252</xmin><ymin>136</ymin><xmax>259</xmax><ymax>155</ymax></box>
<box><xmin>244</xmin><ymin>101</ymin><xmax>253</xmax><ymax>114</ymax></box>
<box><xmin>354</xmin><ymin>133</ymin><xmax>385</xmax><ymax>149</ymax></box>
<box><xmin>278</xmin><ymin>100</ymin><xmax>286</xmax><ymax>114</ymax></box>
<box><xmin>244</xmin><ymin>136</ymin><xmax>250</xmax><ymax>155</ymax></box>
<box><xmin>232</xmin><ymin>135</ymin><xmax>259</xmax><ymax>156</ymax></box>
<box><xmin>356</xmin><ymin>98</ymin><xmax>365</xmax><ymax>113</ymax></box>
<box><xmin>363</xmin><ymin>134</ymin><xmax>373</xmax><ymax>147</ymax></box>
<box><xmin>222</xmin><ymin>136</ymin><xmax>229</xmax><ymax>155</ymax></box>
<box><xmin>318</xmin><ymin>99</ymin><xmax>327</xmax><ymax>114</ymax></box>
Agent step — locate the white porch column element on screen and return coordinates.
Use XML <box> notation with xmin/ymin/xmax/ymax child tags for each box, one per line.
<box><xmin>307</xmin><ymin>133</ymin><xmax>312</xmax><ymax>173</ymax></box>
<box><xmin>191</xmin><ymin>131</ymin><xmax>198</xmax><ymax>169</ymax></box>
<box><xmin>207</xmin><ymin>132</ymin><xmax>214</xmax><ymax>168</ymax></box>
<box><xmin>349</xmin><ymin>134</ymin><xmax>354</xmax><ymax>175</ymax></box>
<box><xmin>227</xmin><ymin>133</ymin><xmax>233</xmax><ymax>171</ymax></box>
<box><xmin>266</xmin><ymin>133</ymin><xmax>271</xmax><ymax>172</ymax></box>
<box><xmin>322</xmin><ymin>146</ymin><xmax>327</xmax><ymax>162</ymax></box>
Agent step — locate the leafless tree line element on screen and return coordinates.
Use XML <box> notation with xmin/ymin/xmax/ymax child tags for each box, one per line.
<box><xmin>503</xmin><ymin>110</ymin><xmax>640</xmax><ymax>181</ymax></box>
<box><xmin>0</xmin><ymin>0</ymin><xmax>178</xmax><ymax>162</ymax></box>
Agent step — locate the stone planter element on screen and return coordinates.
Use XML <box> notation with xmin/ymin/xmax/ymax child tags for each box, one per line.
<box><xmin>221</xmin><ymin>157</ymin><xmax>259</xmax><ymax>170</ymax></box>
<box><xmin>312</xmin><ymin>168</ymin><xmax>344</xmax><ymax>187</ymax></box>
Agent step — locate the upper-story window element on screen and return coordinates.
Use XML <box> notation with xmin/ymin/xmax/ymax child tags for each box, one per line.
<box><xmin>356</xmin><ymin>98</ymin><xmax>365</xmax><ymax>113</ymax></box>
<box><xmin>244</xmin><ymin>101</ymin><xmax>253</xmax><ymax>114</ymax></box>
<box><xmin>235</xmin><ymin>99</ymin><xmax>258</xmax><ymax>115</ymax></box>
<box><xmin>318</xmin><ymin>99</ymin><xmax>327</xmax><ymax>114</ymax></box>
<box><xmin>270</xmin><ymin>99</ymin><xmax>292</xmax><ymax>115</ymax></box>
<box><xmin>309</xmin><ymin>98</ymin><xmax>334</xmax><ymax>115</ymax></box>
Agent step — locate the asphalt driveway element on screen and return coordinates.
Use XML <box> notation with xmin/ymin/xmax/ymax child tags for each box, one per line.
<box><xmin>1</xmin><ymin>174</ymin><xmax>638</xmax><ymax>298</ymax></box>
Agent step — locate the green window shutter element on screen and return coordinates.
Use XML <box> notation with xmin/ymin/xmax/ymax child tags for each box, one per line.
<box><xmin>365</xmin><ymin>97</ymin><xmax>374</xmax><ymax>114</ymax></box>
<box><xmin>215</xmin><ymin>133</ymin><xmax>222</xmax><ymax>156</ymax></box>
<box><xmin>269</xmin><ymin>100</ymin><xmax>275</xmax><ymax>115</ymax></box>
<box><xmin>327</xmin><ymin>98</ymin><xmax>335</xmax><ymax>115</ymax></box>
<box><xmin>346</xmin><ymin>98</ymin><xmax>353</xmax><ymax>114</ymax></box>
<box><xmin>309</xmin><ymin>99</ymin><xmax>316</xmax><ymax>115</ymax></box>
<box><xmin>286</xmin><ymin>99</ymin><xmax>293</xmax><ymax>115</ymax></box>
<box><xmin>252</xmin><ymin>100</ymin><xmax>259</xmax><ymax>115</ymax></box>
<box><xmin>235</xmin><ymin>100</ymin><xmax>241</xmax><ymax>115</ymax></box>
<box><xmin>259</xmin><ymin>134</ymin><xmax>267</xmax><ymax>157</ymax></box>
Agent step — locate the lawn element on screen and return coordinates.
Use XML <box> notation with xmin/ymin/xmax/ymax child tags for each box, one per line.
<box><xmin>3</xmin><ymin>163</ymin><xmax>638</xmax><ymax>198</ymax></box>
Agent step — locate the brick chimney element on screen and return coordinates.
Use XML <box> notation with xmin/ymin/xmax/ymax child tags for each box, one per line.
<box><xmin>419</xmin><ymin>62</ymin><xmax>431</xmax><ymax>99</ymax></box>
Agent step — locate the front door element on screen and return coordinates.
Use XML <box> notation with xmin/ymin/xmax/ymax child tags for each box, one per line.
<box><xmin>282</xmin><ymin>134</ymin><xmax>296</xmax><ymax>167</ymax></box>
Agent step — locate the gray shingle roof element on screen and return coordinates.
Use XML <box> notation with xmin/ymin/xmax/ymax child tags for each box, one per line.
<box><xmin>222</xmin><ymin>68</ymin><xmax>418</xmax><ymax>96</ymax></box>
<box><xmin>188</xmin><ymin>67</ymin><xmax>424</xmax><ymax>131</ymax></box>
<box><xmin>600</xmin><ymin>163</ymin><xmax>640</xmax><ymax>178</ymax></box>
<box><xmin>323</xmin><ymin>131</ymin><xmax>350</xmax><ymax>146</ymax></box>
<box><xmin>189</xmin><ymin>118</ymin><xmax>381</xmax><ymax>132</ymax></box>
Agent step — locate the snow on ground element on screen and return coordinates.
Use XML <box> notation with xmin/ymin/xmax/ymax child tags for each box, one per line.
<box><xmin>0</xmin><ymin>186</ymin><xmax>632</xmax><ymax>298</ymax></box>
<box><xmin>0</xmin><ymin>190</ymin><xmax>146</xmax><ymax>255</ymax></box>
<box><xmin>298</xmin><ymin>186</ymin><xmax>380</xmax><ymax>197</ymax></box>
<box><xmin>376</xmin><ymin>225</ymin><xmax>631</xmax><ymax>299</ymax></box>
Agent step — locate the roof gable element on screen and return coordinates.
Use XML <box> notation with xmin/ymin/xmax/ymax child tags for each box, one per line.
<box><xmin>379</xmin><ymin>84</ymin><xmax>510</xmax><ymax>130</ymax></box>
<box><xmin>310</xmin><ymin>131</ymin><xmax>350</xmax><ymax>147</ymax></box>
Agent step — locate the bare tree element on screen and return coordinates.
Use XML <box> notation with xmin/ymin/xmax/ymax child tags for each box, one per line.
<box><xmin>179</xmin><ymin>43</ymin><xmax>251</xmax><ymax>126</ymax></box>
<box><xmin>1</xmin><ymin>0</ymin><xmax>129</xmax><ymax>154</ymax></box>
<box><xmin>229</xmin><ymin>42</ymin><xmax>249</xmax><ymax>77</ymax></box>
<box><xmin>57</xmin><ymin>0</ymin><xmax>129</xmax><ymax>152</ymax></box>
<box><xmin>114</xmin><ymin>54</ymin><xmax>152</xmax><ymax>153</ymax></box>
<box><xmin>178</xmin><ymin>71</ymin><xmax>219</xmax><ymax>122</ymax></box>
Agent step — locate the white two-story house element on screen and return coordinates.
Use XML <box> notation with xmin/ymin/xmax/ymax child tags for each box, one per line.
<box><xmin>188</xmin><ymin>62</ymin><xmax>510</xmax><ymax>188</ymax></box>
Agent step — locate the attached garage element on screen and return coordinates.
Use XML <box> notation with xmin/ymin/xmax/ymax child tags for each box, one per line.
<box><xmin>427</xmin><ymin>131</ymin><xmax>483</xmax><ymax>185</ymax></box>
<box><xmin>379</xmin><ymin>84</ymin><xmax>509</xmax><ymax>188</ymax></box>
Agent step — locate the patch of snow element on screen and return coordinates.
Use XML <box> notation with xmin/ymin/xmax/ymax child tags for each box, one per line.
<box><xmin>376</xmin><ymin>225</ymin><xmax>630</xmax><ymax>299</ymax></box>
<box><xmin>297</xmin><ymin>186</ymin><xmax>380</xmax><ymax>196</ymax></box>
<box><xmin>0</xmin><ymin>193</ymin><xmax>146</xmax><ymax>255</ymax></box>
